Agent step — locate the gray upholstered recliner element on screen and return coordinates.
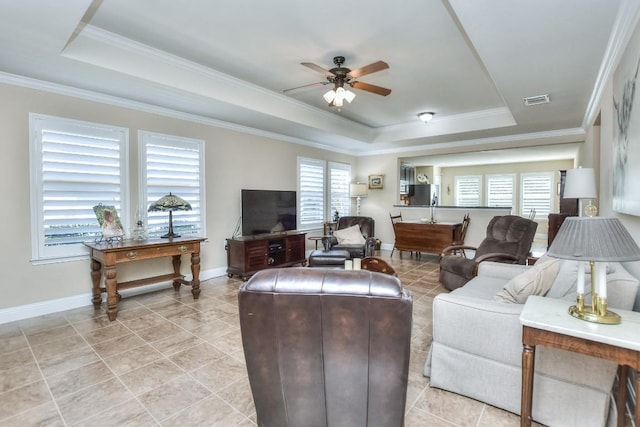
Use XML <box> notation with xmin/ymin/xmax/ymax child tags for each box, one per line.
<box><xmin>439</xmin><ymin>215</ymin><xmax>538</xmax><ymax>291</ymax></box>
<box><xmin>238</xmin><ymin>268</ymin><xmax>413</xmax><ymax>427</ymax></box>
<box><xmin>328</xmin><ymin>216</ymin><xmax>376</xmax><ymax>258</ymax></box>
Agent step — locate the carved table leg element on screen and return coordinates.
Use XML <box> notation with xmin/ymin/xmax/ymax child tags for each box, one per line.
<box><xmin>190</xmin><ymin>251</ymin><xmax>201</xmax><ymax>299</ymax></box>
<box><xmin>521</xmin><ymin>342</ymin><xmax>535</xmax><ymax>427</ymax></box>
<box><xmin>172</xmin><ymin>255</ymin><xmax>182</xmax><ymax>291</ymax></box>
<box><xmin>90</xmin><ymin>259</ymin><xmax>103</xmax><ymax>309</ymax></box>
<box><xmin>104</xmin><ymin>265</ymin><xmax>118</xmax><ymax>321</ymax></box>
<box><xmin>635</xmin><ymin>368</ymin><xmax>640</xmax><ymax>427</ymax></box>
<box><xmin>617</xmin><ymin>365</ymin><xmax>628</xmax><ymax>427</ymax></box>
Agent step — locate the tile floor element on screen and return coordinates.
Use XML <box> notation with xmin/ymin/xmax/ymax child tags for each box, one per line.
<box><xmin>1</xmin><ymin>251</ymin><xmax>537</xmax><ymax>426</ymax></box>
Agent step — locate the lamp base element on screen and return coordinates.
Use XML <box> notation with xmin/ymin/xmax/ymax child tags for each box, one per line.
<box><xmin>161</xmin><ymin>232</ymin><xmax>180</xmax><ymax>239</ymax></box>
<box><xmin>568</xmin><ymin>304</ymin><xmax>621</xmax><ymax>324</ymax></box>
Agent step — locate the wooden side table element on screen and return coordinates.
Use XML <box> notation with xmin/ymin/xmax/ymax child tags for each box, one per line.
<box><xmin>520</xmin><ymin>296</ymin><xmax>640</xmax><ymax>427</ymax></box>
<box><xmin>85</xmin><ymin>236</ymin><xmax>206</xmax><ymax>321</ymax></box>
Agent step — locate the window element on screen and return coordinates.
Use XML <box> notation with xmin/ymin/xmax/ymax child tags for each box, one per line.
<box><xmin>29</xmin><ymin>114</ymin><xmax>129</xmax><ymax>261</ymax></box>
<box><xmin>487</xmin><ymin>174</ymin><xmax>515</xmax><ymax>209</ymax></box>
<box><xmin>521</xmin><ymin>172</ymin><xmax>553</xmax><ymax>219</ymax></box>
<box><xmin>298</xmin><ymin>157</ymin><xmax>351</xmax><ymax>230</ymax></box>
<box><xmin>298</xmin><ymin>158</ymin><xmax>325</xmax><ymax>229</ymax></box>
<box><xmin>455</xmin><ymin>175</ymin><xmax>482</xmax><ymax>207</ymax></box>
<box><xmin>328</xmin><ymin>162</ymin><xmax>351</xmax><ymax>219</ymax></box>
<box><xmin>139</xmin><ymin>131</ymin><xmax>205</xmax><ymax>238</ymax></box>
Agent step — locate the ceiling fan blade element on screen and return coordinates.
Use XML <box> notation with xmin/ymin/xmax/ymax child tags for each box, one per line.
<box><xmin>351</xmin><ymin>81</ymin><xmax>392</xmax><ymax>96</ymax></box>
<box><xmin>347</xmin><ymin>61</ymin><xmax>389</xmax><ymax>79</ymax></box>
<box><xmin>283</xmin><ymin>81</ymin><xmax>329</xmax><ymax>94</ymax></box>
<box><xmin>301</xmin><ymin>62</ymin><xmax>335</xmax><ymax>77</ymax></box>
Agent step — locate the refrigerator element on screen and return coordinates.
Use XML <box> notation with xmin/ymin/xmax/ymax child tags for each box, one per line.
<box><xmin>408</xmin><ymin>184</ymin><xmax>439</xmax><ymax>205</ymax></box>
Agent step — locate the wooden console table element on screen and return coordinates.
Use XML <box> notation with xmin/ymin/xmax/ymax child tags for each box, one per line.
<box><xmin>392</xmin><ymin>221</ymin><xmax>462</xmax><ymax>256</ymax></box>
<box><xmin>85</xmin><ymin>236</ymin><xmax>207</xmax><ymax>321</ymax></box>
<box><xmin>520</xmin><ymin>296</ymin><xmax>640</xmax><ymax>427</ymax></box>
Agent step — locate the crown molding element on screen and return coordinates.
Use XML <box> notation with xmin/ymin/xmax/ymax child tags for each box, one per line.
<box><xmin>0</xmin><ymin>71</ymin><xmax>357</xmax><ymax>155</ymax></box>
<box><xmin>361</xmin><ymin>127</ymin><xmax>586</xmax><ymax>157</ymax></box>
<box><xmin>61</xmin><ymin>25</ymin><xmax>374</xmax><ymax>142</ymax></box>
<box><xmin>0</xmin><ymin>71</ymin><xmax>585</xmax><ymax>159</ymax></box>
<box><xmin>583</xmin><ymin>0</ymin><xmax>640</xmax><ymax>128</ymax></box>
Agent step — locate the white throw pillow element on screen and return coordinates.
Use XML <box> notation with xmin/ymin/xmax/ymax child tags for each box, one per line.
<box><xmin>333</xmin><ymin>224</ymin><xmax>366</xmax><ymax>245</ymax></box>
<box><xmin>494</xmin><ymin>258</ymin><xmax>561</xmax><ymax>304</ymax></box>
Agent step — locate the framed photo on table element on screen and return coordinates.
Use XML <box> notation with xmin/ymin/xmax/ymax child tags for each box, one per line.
<box><xmin>368</xmin><ymin>174</ymin><xmax>384</xmax><ymax>189</ymax></box>
<box><xmin>93</xmin><ymin>204</ymin><xmax>124</xmax><ymax>239</ymax></box>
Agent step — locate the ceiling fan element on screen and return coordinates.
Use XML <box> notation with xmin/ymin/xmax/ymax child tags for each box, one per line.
<box><xmin>283</xmin><ymin>56</ymin><xmax>391</xmax><ymax>107</ymax></box>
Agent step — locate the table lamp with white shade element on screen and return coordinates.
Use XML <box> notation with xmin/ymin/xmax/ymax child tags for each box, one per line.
<box><xmin>350</xmin><ymin>183</ymin><xmax>368</xmax><ymax>216</ymax></box>
<box><xmin>563</xmin><ymin>167</ymin><xmax>597</xmax><ymax>217</ymax></box>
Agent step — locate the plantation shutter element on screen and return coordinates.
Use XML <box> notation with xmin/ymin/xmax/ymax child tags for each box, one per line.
<box><xmin>456</xmin><ymin>176</ymin><xmax>481</xmax><ymax>207</ymax></box>
<box><xmin>329</xmin><ymin>162</ymin><xmax>351</xmax><ymax>218</ymax></box>
<box><xmin>521</xmin><ymin>172</ymin><xmax>553</xmax><ymax>219</ymax></box>
<box><xmin>298</xmin><ymin>157</ymin><xmax>325</xmax><ymax>228</ymax></box>
<box><xmin>140</xmin><ymin>131</ymin><xmax>204</xmax><ymax>238</ymax></box>
<box><xmin>30</xmin><ymin>114</ymin><xmax>128</xmax><ymax>260</ymax></box>
<box><xmin>487</xmin><ymin>174</ymin><xmax>515</xmax><ymax>208</ymax></box>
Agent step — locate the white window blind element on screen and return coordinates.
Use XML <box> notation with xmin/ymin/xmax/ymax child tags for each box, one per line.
<box><xmin>329</xmin><ymin>162</ymin><xmax>351</xmax><ymax>218</ymax></box>
<box><xmin>455</xmin><ymin>176</ymin><xmax>481</xmax><ymax>207</ymax></box>
<box><xmin>29</xmin><ymin>114</ymin><xmax>129</xmax><ymax>261</ymax></box>
<box><xmin>139</xmin><ymin>131</ymin><xmax>205</xmax><ymax>238</ymax></box>
<box><xmin>298</xmin><ymin>157</ymin><xmax>325</xmax><ymax>228</ymax></box>
<box><xmin>487</xmin><ymin>174</ymin><xmax>515</xmax><ymax>208</ymax></box>
<box><xmin>521</xmin><ymin>172</ymin><xmax>553</xmax><ymax>218</ymax></box>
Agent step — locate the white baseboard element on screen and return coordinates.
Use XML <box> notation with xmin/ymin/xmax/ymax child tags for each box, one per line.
<box><xmin>0</xmin><ymin>267</ymin><xmax>226</xmax><ymax>325</ymax></box>
<box><xmin>380</xmin><ymin>242</ymin><xmax>393</xmax><ymax>251</ymax></box>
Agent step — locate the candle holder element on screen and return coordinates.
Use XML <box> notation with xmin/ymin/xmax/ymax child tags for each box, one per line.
<box><xmin>568</xmin><ymin>261</ymin><xmax>620</xmax><ymax>324</ymax></box>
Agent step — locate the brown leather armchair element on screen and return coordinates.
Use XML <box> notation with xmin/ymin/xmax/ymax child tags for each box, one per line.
<box><xmin>439</xmin><ymin>215</ymin><xmax>538</xmax><ymax>291</ymax></box>
<box><xmin>328</xmin><ymin>216</ymin><xmax>376</xmax><ymax>258</ymax></box>
<box><xmin>238</xmin><ymin>268</ymin><xmax>413</xmax><ymax>427</ymax></box>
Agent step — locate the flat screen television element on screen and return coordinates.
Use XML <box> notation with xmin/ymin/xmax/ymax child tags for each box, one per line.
<box><xmin>241</xmin><ymin>189</ymin><xmax>297</xmax><ymax>236</ymax></box>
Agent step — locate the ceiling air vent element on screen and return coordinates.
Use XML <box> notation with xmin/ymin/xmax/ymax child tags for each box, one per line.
<box><xmin>523</xmin><ymin>94</ymin><xmax>550</xmax><ymax>106</ymax></box>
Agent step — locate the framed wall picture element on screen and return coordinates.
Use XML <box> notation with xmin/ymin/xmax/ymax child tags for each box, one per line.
<box><xmin>93</xmin><ymin>204</ymin><xmax>125</xmax><ymax>239</ymax></box>
<box><xmin>612</xmin><ymin>18</ymin><xmax>640</xmax><ymax>216</ymax></box>
<box><xmin>368</xmin><ymin>174</ymin><xmax>384</xmax><ymax>189</ymax></box>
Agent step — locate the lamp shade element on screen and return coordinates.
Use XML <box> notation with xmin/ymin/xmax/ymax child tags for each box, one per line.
<box><xmin>148</xmin><ymin>193</ymin><xmax>192</xmax><ymax>212</ymax></box>
<box><xmin>350</xmin><ymin>183</ymin><xmax>368</xmax><ymax>198</ymax></box>
<box><xmin>547</xmin><ymin>217</ymin><xmax>640</xmax><ymax>262</ymax></box>
<box><xmin>147</xmin><ymin>192</ymin><xmax>192</xmax><ymax>238</ymax></box>
<box><xmin>563</xmin><ymin>167</ymin><xmax>596</xmax><ymax>199</ymax></box>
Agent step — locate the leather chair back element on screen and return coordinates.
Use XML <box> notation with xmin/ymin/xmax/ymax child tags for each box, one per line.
<box><xmin>238</xmin><ymin>268</ymin><xmax>412</xmax><ymax>427</ymax></box>
<box><xmin>337</xmin><ymin>216</ymin><xmax>375</xmax><ymax>238</ymax></box>
<box><xmin>475</xmin><ymin>215</ymin><xmax>538</xmax><ymax>264</ymax></box>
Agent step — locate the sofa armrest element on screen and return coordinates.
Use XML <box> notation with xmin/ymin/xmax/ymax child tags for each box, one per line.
<box><xmin>476</xmin><ymin>261</ymin><xmax>529</xmax><ymax>280</ymax></box>
<box><xmin>432</xmin><ymin>293</ymin><xmax>525</xmax><ymax>366</ymax></box>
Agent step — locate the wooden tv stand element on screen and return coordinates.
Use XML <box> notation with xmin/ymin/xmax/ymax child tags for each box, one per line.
<box><xmin>226</xmin><ymin>232</ymin><xmax>307</xmax><ymax>280</ymax></box>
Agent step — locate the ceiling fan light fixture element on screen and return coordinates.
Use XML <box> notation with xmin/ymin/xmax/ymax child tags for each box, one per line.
<box><xmin>323</xmin><ymin>89</ymin><xmax>336</xmax><ymax>103</ymax></box>
<box><xmin>343</xmin><ymin>89</ymin><xmax>356</xmax><ymax>103</ymax></box>
<box><xmin>418</xmin><ymin>112</ymin><xmax>435</xmax><ymax>123</ymax></box>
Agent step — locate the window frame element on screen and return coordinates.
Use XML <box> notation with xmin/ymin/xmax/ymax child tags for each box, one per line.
<box><xmin>138</xmin><ymin>130</ymin><xmax>206</xmax><ymax>239</ymax></box>
<box><xmin>29</xmin><ymin>113</ymin><xmax>129</xmax><ymax>263</ymax></box>
<box><xmin>455</xmin><ymin>175</ymin><xmax>482</xmax><ymax>207</ymax></box>
<box><xmin>486</xmin><ymin>173</ymin><xmax>515</xmax><ymax>210</ymax></box>
<box><xmin>520</xmin><ymin>171</ymin><xmax>553</xmax><ymax>219</ymax></box>
<box><xmin>298</xmin><ymin>157</ymin><xmax>352</xmax><ymax>231</ymax></box>
<box><xmin>328</xmin><ymin>161</ymin><xmax>351</xmax><ymax>220</ymax></box>
<box><xmin>298</xmin><ymin>157</ymin><xmax>326</xmax><ymax>230</ymax></box>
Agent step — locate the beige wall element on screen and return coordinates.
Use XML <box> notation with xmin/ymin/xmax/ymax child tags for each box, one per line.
<box><xmin>0</xmin><ymin>83</ymin><xmax>355</xmax><ymax>309</ymax></box>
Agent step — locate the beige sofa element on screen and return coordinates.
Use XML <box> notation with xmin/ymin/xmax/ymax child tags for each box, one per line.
<box><xmin>424</xmin><ymin>257</ymin><xmax>639</xmax><ymax>427</ymax></box>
